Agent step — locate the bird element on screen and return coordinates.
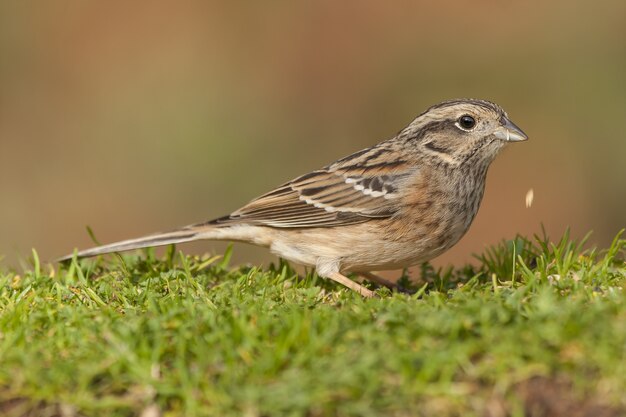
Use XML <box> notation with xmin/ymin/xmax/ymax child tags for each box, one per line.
<box><xmin>59</xmin><ymin>99</ymin><xmax>528</xmax><ymax>297</ymax></box>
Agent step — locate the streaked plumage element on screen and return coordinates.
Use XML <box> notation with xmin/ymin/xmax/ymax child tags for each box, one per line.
<box><xmin>60</xmin><ymin>99</ymin><xmax>528</xmax><ymax>297</ymax></box>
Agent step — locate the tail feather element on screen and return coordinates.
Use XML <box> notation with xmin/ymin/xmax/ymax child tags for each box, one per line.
<box><xmin>57</xmin><ymin>228</ymin><xmax>201</xmax><ymax>262</ymax></box>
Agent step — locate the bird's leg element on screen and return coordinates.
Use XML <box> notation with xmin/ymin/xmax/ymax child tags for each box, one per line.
<box><xmin>359</xmin><ymin>271</ymin><xmax>397</xmax><ymax>289</ymax></box>
<box><xmin>326</xmin><ymin>271</ymin><xmax>376</xmax><ymax>298</ymax></box>
<box><xmin>359</xmin><ymin>271</ymin><xmax>413</xmax><ymax>294</ymax></box>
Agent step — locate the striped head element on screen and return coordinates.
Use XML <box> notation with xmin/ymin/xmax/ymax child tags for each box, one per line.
<box><xmin>401</xmin><ymin>99</ymin><xmax>527</xmax><ymax>166</ymax></box>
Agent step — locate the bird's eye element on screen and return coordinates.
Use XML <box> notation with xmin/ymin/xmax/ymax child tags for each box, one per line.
<box><xmin>458</xmin><ymin>115</ymin><xmax>476</xmax><ymax>130</ymax></box>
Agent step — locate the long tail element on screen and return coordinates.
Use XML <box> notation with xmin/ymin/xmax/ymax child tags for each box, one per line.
<box><xmin>57</xmin><ymin>226</ymin><xmax>205</xmax><ymax>262</ymax></box>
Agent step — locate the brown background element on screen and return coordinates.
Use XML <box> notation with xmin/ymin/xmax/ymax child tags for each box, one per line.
<box><xmin>1</xmin><ymin>1</ymin><xmax>624</xmax><ymax>271</ymax></box>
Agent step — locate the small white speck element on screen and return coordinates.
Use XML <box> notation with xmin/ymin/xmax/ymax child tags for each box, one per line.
<box><xmin>525</xmin><ymin>188</ymin><xmax>534</xmax><ymax>208</ymax></box>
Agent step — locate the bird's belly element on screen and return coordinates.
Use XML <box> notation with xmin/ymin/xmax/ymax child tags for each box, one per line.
<box><xmin>340</xmin><ymin>237</ymin><xmax>455</xmax><ymax>272</ymax></box>
<box><xmin>269</xmin><ymin>219</ymin><xmax>470</xmax><ymax>273</ymax></box>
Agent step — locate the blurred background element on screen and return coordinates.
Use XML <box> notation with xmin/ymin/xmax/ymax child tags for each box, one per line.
<box><xmin>1</xmin><ymin>1</ymin><xmax>624</xmax><ymax>271</ymax></box>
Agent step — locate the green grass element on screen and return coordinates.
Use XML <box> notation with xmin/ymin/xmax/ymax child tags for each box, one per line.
<box><xmin>0</xmin><ymin>231</ymin><xmax>625</xmax><ymax>417</ymax></box>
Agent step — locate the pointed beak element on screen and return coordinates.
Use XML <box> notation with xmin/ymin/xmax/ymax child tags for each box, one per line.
<box><xmin>493</xmin><ymin>117</ymin><xmax>528</xmax><ymax>142</ymax></box>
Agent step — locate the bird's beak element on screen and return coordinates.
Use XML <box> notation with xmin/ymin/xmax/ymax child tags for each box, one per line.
<box><xmin>493</xmin><ymin>117</ymin><xmax>528</xmax><ymax>142</ymax></box>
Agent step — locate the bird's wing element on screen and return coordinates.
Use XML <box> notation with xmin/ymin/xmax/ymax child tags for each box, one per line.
<box><xmin>214</xmin><ymin>145</ymin><xmax>414</xmax><ymax>228</ymax></box>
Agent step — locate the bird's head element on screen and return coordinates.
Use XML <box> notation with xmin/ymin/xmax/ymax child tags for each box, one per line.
<box><xmin>403</xmin><ymin>99</ymin><xmax>528</xmax><ymax>166</ymax></box>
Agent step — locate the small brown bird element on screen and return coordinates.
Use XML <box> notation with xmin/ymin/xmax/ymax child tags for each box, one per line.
<box><xmin>60</xmin><ymin>99</ymin><xmax>527</xmax><ymax>297</ymax></box>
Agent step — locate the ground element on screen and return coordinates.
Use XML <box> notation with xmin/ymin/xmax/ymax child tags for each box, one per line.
<box><xmin>0</xmin><ymin>231</ymin><xmax>624</xmax><ymax>417</ymax></box>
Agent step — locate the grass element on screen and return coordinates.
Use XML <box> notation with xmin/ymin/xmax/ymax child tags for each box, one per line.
<box><xmin>0</xmin><ymin>230</ymin><xmax>625</xmax><ymax>417</ymax></box>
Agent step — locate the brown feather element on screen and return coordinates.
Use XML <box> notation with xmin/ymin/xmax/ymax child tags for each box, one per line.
<box><xmin>212</xmin><ymin>150</ymin><xmax>417</xmax><ymax>228</ymax></box>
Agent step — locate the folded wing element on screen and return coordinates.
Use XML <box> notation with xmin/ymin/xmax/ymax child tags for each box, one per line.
<box><xmin>214</xmin><ymin>145</ymin><xmax>415</xmax><ymax>228</ymax></box>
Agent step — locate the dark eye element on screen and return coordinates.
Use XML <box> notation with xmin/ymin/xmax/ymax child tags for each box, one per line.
<box><xmin>458</xmin><ymin>115</ymin><xmax>476</xmax><ymax>130</ymax></box>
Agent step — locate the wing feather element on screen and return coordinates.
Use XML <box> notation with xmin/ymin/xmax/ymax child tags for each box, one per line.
<box><xmin>214</xmin><ymin>145</ymin><xmax>416</xmax><ymax>228</ymax></box>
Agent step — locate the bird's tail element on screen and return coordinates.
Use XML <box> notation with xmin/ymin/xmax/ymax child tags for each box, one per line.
<box><xmin>57</xmin><ymin>226</ymin><xmax>205</xmax><ymax>262</ymax></box>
